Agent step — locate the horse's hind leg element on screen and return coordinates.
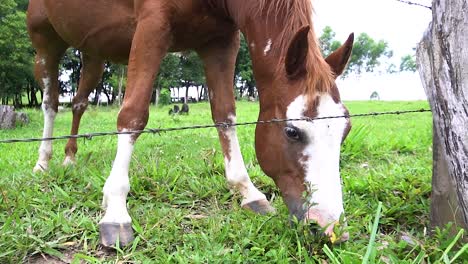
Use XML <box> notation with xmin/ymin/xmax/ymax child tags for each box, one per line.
<box><xmin>28</xmin><ymin>22</ymin><xmax>68</xmax><ymax>172</ymax></box>
<box><xmin>197</xmin><ymin>33</ymin><xmax>275</xmax><ymax>214</ymax></box>
<box><xmin>63</xmin><ymin>54</ymin><xmax>105</xmax><ymax>165</ymax></box>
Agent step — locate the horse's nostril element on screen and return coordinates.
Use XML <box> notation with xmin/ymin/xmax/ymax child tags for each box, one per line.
<box><xmin>309</xmin><ymin>221</ymin><xmax>320</xmax><ymax>230</ymax></box>
<box><xmin>308</xmin><ymin>221</ymin><xmax>321</xmax><ymax>236</ymax></box>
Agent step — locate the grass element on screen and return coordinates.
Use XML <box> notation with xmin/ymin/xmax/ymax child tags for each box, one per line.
<box><xmin>0</xmin><ymin>100</ymin><xmax>466</xmax><ymax>263</ymax></box>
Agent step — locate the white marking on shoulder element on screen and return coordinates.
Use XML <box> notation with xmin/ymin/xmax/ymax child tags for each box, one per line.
<box><xmin>263</xmin><ymin>39</ymin><xmax>272</xmax><ymax>55</ymax></box>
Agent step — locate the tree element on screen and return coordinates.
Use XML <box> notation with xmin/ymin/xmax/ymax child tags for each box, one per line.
<box><xmin>108</xmin><ymin>65</ymin><xmax>127</xmax><ymax>105</ymax></box>
<box><xmin>92</xmin><ymin>62</ymin><xmax>115</xmax><ymax>105</ymax></box>
<box><xmin>400</xmin><ymin>54</ymin><xmax>417</xmax><ymax>72</ymax></box>
<box><xmin>0</xmin><ymin>0</ymin><xmax>16</xmax><ymax>16</ymax></box>
<box><xmin>15</xmin><ymin>0</ymin><xmax>29</xmax><ymax>12</ymax></box>
<box><xmin>416</xmin><ymin>0</ymin><xmax>468</xmax><ymax>236</ymax></box>
<box><xmin>153</xmin><ymin>53</ymin><xmax>180</xmax><ymax>104</ymax></box>
<box><xmin>59</xmin><ymin>49</ymin><xmax>82</xmax><ymax>97</ymax></box>
<box><xmin>179</xmin><ymin>51</ymin><xmax>204</xmax><ymax>102</ymax></box>
<box><xmin>319</xmin><ymin>26</ymin><xmax>343</xmax><ymax>57</ymax></box>
<box><xmin>0</xmin><ymin>0</ymin><xmax>35</xmax><ymax>106</ymax></box>
<box><xmin>348</xmin><ymin>33</ymin><xmax>393</xmax><ymax>75</ymax></box>
<box><xmin>235</xmin><ymin>34</ymin><xmax>256</xmax><ymax>99</ymax></box>
<box><xmin>319</xmin><ymin>26</ymin><xmax>393</xmax><ymax>76</ymax></box>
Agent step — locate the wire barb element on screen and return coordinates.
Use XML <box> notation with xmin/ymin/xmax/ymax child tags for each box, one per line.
<box><xmin>0</xmin><ymin>109</ymin><xmax>432</xmax><ymax>144</ymax></box>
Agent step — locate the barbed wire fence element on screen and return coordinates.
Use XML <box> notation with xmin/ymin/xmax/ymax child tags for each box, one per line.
<box><xmin>0</xmin><ymin>108</ymin><xmax>431</xmax><ymax>144</ymax></box>
<box><xmin>394</xmin><ymin>0</ymin><xmax>432</xmax><ymax>10</ymax></box>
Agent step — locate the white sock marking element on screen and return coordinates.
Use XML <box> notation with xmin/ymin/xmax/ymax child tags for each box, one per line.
<box><xmin>34</xmin><ymin>78</ymin><xmax>56</xmax><ymax>172</ymax></box>
<box><xmin>100</xmin><ymin>132</ymin><xmax>133</xmax><ymax>224</ymax></box>
<box><xmin>62</xmin><ymin>155</ymin><xmax>75</xmax><ymax>166</ymax></box>
<box><xmin>222</xmin><ymin>115</ymin><xmax>266</xmax><ymax>205</ymax></box>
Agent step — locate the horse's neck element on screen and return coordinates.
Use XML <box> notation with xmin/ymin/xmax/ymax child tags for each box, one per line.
<box><xmin>225</xmin><ymin>0</ymin><xmax>291</xmax><ymax>112</ymax></box>
<box><xmin>225</xmin><ymin>2</ymin><xmax>281</xmax><ymax>78</ymax></box>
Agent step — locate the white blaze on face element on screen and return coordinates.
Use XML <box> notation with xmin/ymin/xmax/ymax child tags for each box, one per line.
<box><xmin>263</xmin><ymin>39</ymin><xmax>272</xmax><ymax>56</ymax></box>
<box><xmin>222</xmin><ymin>114</ymin><xmax>267</xmax><ymax>205</ymax></box>
<box><xmin>100</xmin><ymin>131</ymin><xmax>133</xmax><ymax>224</ymax></box>
<box><xmin>286</xmin><ymin>94</ymin><xmax>347</xmax><ymax>223</ymax></box>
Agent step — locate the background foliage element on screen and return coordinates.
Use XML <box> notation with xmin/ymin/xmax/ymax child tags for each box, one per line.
<box><xmin>0</xmin><ymin>1</ymin><xmax>418</xmax><ymax>107</ymax></box>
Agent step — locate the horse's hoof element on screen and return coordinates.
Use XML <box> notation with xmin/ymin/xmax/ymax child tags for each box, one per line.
<box><xmin>99</xmin><ymin>223</ymin><xmax>134</xmax><ymax>247</ymax></box>
<box><xmin>33</xmin><ymin>164</ymin><xmax>47</xmax><ymax>173</ymax></box>
<box><xmin>242</xmin><ymin>199</ymin><xmax>276</xmax><ymax>214</ymax></box>
<box><xmin>62</xmin><ymin>156</ymin><xmax>76</xmax><ymax>166</ymax></box>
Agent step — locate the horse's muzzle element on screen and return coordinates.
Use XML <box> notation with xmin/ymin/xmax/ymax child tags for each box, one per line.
<box><xmin>304</xmin><ymin>208</ymin><xmax>349</xmax><ymax>243</ymax></box>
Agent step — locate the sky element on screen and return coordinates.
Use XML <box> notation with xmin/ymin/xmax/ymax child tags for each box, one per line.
<box><xmin>313</xmin><ymin>0</ymin><xmax>433</xmax><ymax>100</ymax></box>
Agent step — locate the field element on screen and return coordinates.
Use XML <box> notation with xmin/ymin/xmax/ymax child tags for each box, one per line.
<box><xmin>0</xmin><ymin>101</ymin><xmax>466</xmax><ymax>263</ymax></box>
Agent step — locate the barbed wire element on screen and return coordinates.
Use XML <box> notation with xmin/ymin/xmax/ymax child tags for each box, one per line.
<box><xmin>395</xmin><ymin>0</ymin><xmax>432</xmax><ymax>10</ymax></box>
<box><xmin>0</xmin><ymin>108</ymin><xmax>432</xmax><ymax>144</ymax></box>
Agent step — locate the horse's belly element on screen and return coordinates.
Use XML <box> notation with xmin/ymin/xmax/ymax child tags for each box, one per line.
<box><xmin>43</xmin><ymin>0</ymin><xmax>235</xmax><ymax>59</ymax></box>
<box><xmin>167</xmin><ymin>1</ymin><xmax>237</xmax><ymax>51</ymax></box>
<box><xmin>44</xmin><ymin>0</ymin><xmax>135</xmax><ymax>62</ymax></box>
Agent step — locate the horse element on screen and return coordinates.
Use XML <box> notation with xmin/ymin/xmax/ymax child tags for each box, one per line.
<box><xmin>180</xmin><ymin>103</ymin><xmax>189</xmax><ymax>114</ymax></box>
<box><xmin>168</xmin><ymin>104</ymin><xmax>180</xmax><ymax>115</ymax></box>
<box><xmin>27</xmin><ymin>0</ymin><xmax>354</xmax><ymax>247</ymax></box>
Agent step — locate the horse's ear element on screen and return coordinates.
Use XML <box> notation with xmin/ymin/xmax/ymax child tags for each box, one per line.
<box><xmin>325</xmin><ymin>33</ymin><xmax>354</xmax><ymax>78</ymax></box>
<box><xmin>285</xmin><ymin>25</ymin><xmax>310</xmax><ymax>79</ymax></box>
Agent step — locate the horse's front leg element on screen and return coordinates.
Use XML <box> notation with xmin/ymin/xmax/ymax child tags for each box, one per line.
<box><xmin>197</xmin><ymin>33</ymin><xmax>275</xmax><ymax>214</ymax></box>
<box><xmin>99</xmin><ymin>9</ymin><xmax>170</xmax><ymax>247</ymax></box>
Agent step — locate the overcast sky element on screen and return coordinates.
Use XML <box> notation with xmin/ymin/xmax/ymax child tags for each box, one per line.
<box><xmin>312</xmin><ymin>0</ymin><xmax>433</xmax><ymax>100</ymax></box>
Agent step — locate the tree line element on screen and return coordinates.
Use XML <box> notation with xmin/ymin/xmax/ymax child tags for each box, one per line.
<box><xmin>0</xmin><ymin>0</ymin><xmax>417</xmax><ymax>107</ymax></box>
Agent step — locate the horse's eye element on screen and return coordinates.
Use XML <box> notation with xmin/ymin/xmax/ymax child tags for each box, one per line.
<box><xmin>284</xmin><ymin>126</ymin><xmax>300</xmax><ymax>140</ymax></box>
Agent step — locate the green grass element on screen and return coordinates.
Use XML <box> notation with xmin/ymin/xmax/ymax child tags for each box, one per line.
<box><xmin>0</xmin><ymin>101</ymin><xmax>466</xmax><ymax>263</ymax></box>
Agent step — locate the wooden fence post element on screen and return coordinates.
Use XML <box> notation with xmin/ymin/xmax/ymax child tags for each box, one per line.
<box><xmin>0</xmin><ymin>105</ymin><xmax>16</xmax><ymax>129</ymax></box>
<box><xmin>416</xmin><ymin>0</ymin><xmax>468</xmax><ymax>235</ymax></box>
<box><xmin>430</xmin><ymin>122</ymin><xmax>465</xmax><ymax>232</ymax></box>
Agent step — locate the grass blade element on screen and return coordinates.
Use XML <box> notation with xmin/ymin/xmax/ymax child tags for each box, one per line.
<box><xmin>437</xmin><ymin>229</ymin><xmax>464</xmax><ymax>263</ymax></box>
<box><xmin>449</xmin><ymin>237</ymin><xmax>467</xmax><ymax>263</ymax></box>
<box><xmin>363</xmin><ymin>201</ymin><xmax>382</xmax><ymax>264</ymax></box>
<box><xmin>410</xmin><ymin>251</ymin><xmax>425</xmax><ymax>264</ymax></box>
<box><xmin>323</xmin><ymin>244</ymin><xmax>340</xmax><ymax>264</ymax></box>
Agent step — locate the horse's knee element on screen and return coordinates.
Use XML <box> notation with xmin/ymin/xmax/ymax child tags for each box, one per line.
<box><xmin>71</xmin><ymin>98</ymin><xmax>88</xmax><ymax>114</ymax></box>
<box><xmin>117</xmin><ymin>104</ymin><xmax>149</xmax><ymax>131</ymax></box>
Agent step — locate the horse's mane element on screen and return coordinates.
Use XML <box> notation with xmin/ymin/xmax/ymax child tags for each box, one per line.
<box><xmin>252</xmin><ymin>0</ymin><xmax>334</xmax><ymax>96</ymax></box>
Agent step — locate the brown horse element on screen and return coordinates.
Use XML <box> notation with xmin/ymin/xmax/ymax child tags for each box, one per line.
<box><xmin>27</xmin><ymin>0</ymin><xmax>354</xmax><ymax>247</ymax></box>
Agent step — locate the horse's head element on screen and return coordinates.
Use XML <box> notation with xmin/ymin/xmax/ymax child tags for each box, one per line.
<box><xmin>255</xmin><ymin>27</ymin><xmax>354</xmax><ymax>242</ymax></box>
